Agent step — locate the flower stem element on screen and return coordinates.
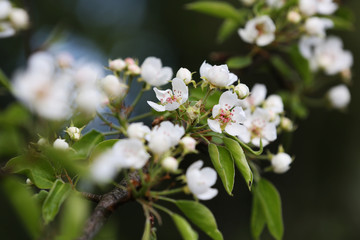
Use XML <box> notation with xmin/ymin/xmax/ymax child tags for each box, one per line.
<box><xmin>96</xmin><ymin>112</ymin><xmax>123</xmax><ymax>131</ymax></box>
<box><xmin>128</xmin><ymin>112</ymin><xmax>153</xmax><ymax>122</ymax></box>
<box><xmin>150</xmin><ymin>187</ymin><xmax>184</xmax><ymax>197</ymax></box>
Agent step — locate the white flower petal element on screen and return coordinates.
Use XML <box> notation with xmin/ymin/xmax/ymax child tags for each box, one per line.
<box><xmin>196</xmin><ymin>188</ymin><xmax>218</xmax><ymax>200</ymax></box>
<box><xmin>147</xmin><ymin>101</ymin><xmax>166</xmax><ymax>112</ymax></box>
<box><xmin>207</xmin><ymin>119</ymin><xmax>222</xmax><ymax>133</ymax></box>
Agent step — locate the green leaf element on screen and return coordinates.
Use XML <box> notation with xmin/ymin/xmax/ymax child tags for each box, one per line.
<box><xmin>72</xmin><ymin>130</ymin><xmax>104</xmax><ymax>158</ymax></box>
<box><xmin>254</xmin><ymin>179</ymin><xmax>284</xmax><ymax>240</ymax></box>
<box><xmin>56</xmin><ymin>193</ymin><xmax>90</xmax><ymax>240</ymax></box>
<box><xmin>42</xmin><ymin>179</ymin><xmax>72</xmax><ymax>224</ymax></box>
<box><xmin>88</xmin><ymin>139</ymin><xmax>118</xmax><ymax>162</ymax></box>
<box><xmin>217</xmin><ymin>19</ymin><xmax>239</xmax><ymax>43</ymax></box>
<box><xmin>33</xmin><ymin>190</ymin><xmax>49</xmax><ymax>205</ymax></box>
<box><xmin>142</xmin><ymin>217</ymin><xmax>151</xmax><ymax>240</ymax></box>
<box><xmin>187</xmin><ymin>1</ymin><xmax>243</xmax><ymax>22</ymax></box>
<box><xmin>0</xmin><ymin>103</ymin><xmax>30</xmax><ymax>126</ymax></box>
<box><xmin>5</xmin><ymin>155</ymin><xmax>56</xmax><ymax>189</ymax></box>
<box><xmin>208</xmin><ymin>144</ymin><xmax>234</xmax><ymax>195</ymax></box>
<box><xmin>250</xmin><ymin>190</ymin><xmax>266</xmax><ymax>240</ymax></box>
<box><xmin>288</xmin><ymin>45</ymin><xmax>313</xmax><ymax>86</ymax></box>
<box><xmin>226</xmin><ymin>56</ymin><xmax>252</xmax><ymax>69</ymax></box>
<box><xmin>328</xmin><ymin>16</ymin><xmax>353</xmax><ymax>30</ymax></box>
<box><xmin>172</xmin><ymin>214</ymin><xmax>199</xmax><ymax>240</ymax></box>
<box><xmin>2</xmin><ymin>178</ymin><xmax>41</xmax><ymax>239</ymax></box>
<box><xmin>176</xmin><ymin>200</ymin><xmax>223</xmax><ymax>240</ymax></box>
<box><xmin>223</xmin><ymin>137</ymin><xmax>253</xmax><ymax>190</ymax></box>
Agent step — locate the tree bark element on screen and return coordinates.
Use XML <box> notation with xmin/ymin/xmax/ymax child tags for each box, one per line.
<box><xmin>78</xmin><ymin>172</ymin><xmax>140</xmax><ymax>240</ymax></box>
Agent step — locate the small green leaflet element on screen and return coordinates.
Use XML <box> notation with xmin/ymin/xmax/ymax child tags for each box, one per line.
<box><xmin>226</xmin><ymin>56</ymin><xmax>252</xmax><ymax>69</ymax></box>
<box><xmin>172</xmin><ymin>214</ymin><xmax>199</xmax><ymax>240</ymax></box>
<box><xmin>186</xmin><ymin>1</ymin><xmax>243</xmax><ymax>22</ymax></box>
<box><xmin>252</xmin><ymin>179</ymin><xmax>284</xmax><ymax>240</ymax></box>
<box><xmin>72</xmin><ymin>129</ymin><xmax>104</xmax><ymax>159</ymax></box>
<box><xmin>42</xmin><ymin>179</ymin><xmax>72</xmax><ymax>224</ymax></box>
<box><xmin>175</xmin><ymin>200</ymin><xmax>223</xmax><ymax>240</ymax></box>
<box><xmin>223</xmin><ymin>137</ymin><xmax>253</xmax><ymax>190</ymax></box>
<box><xmin>208</xmin><ymin>144</ymin><xmax>235</xmax><ymax>195</ymax></box>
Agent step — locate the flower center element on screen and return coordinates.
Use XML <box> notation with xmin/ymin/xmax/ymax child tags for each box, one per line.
<box><xmin>255</xmin><ymin>23</ymin><xmax>266</xmax><ymax>36</ymax></box>
<box><xmin>216</xmin><ymin>108</ymin><xmax>235</xmax><ymax>127</ymax></box>
<box><xmin>250</xmin><ymin>118</ymin><xmax>266</xmax><ymax>137</ymax></box>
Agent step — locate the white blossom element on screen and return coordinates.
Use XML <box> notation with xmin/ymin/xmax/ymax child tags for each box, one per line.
<box><xmin>176</xmin><ymin>67</ymin><xmax>192</xmax><ymax>84</ymax></box>
<box><xmin>146</xmin><ymin>121</ymin><xmax>185</xmax><ymax>155</ymax></box>
<box><xmin>299</xmin><ymin>0</ymin><xmax>338</xmax><ymax>16</ymax></box>
<box><xmin>180</xmin><ymin>136</ymin><xmax>197</xmax><ymax>152</ymax></box>
<box><xmin>112</xmin><ymin>139</ymin><xmax>150</xmax><ymax>169</ymax></box>
<box><xmin>234</xmin><ymin>83</ymin><xmax>250</xmax><ymax>99</ymax></box>
<box><xmin>76</xmin><ymin>86</ymin><xmax>103</xmax><ymax>114</ymax></box>
<box><xmin>200</xmin><ymin>61</ymin><xmax>238</xmax><ymax>88</ymax></box>
<box><xmin>237</xmin><ymin>108</ymin><xmax>277</xmax><ymax>147</ymax></box>
<box><xmin>238</xmin><ymin>16</ymin><xmax>276</xmax><ymax>46</ymax></box>
<box><xmin>57</xmin><ymin>52</ymin><xmax>74</xmax><ymax>69</ymax></box>
<box><xmin>207</xmin><ymin>91</ymin><xmax>246</xmax><ymax>136</ymax></box>
<box><xmin>9</xmin><ymin>8</ymin><xmax>29</xmax><ymax>29</ymax></box>
<box><xmin>12</xmin><ymin>53</ymin><xmax>72</xmax><ymax>120</ymax></box>
<box><xmin>128</xmin><ymin>64</ymin><xmax>141</xmax><ymax>75</ymax></box>
<box><xmin>0</xmin><ymin>0</ymin><xmax>11</xmax><ymax>19</ymax></box>
<box><xmin>0</xmin><ymin>22</ymin><xmax>15</xmax><ymax>38</ymax></box>
<box><xmin>327</xmin><ymin>84</ymin><xmax>351</xmax><ymax>109</ymax></box>
<box><xmin>239</xmin><ymin>83</ymin><xmax>267</xmax><ymax>109</ymax></box>
<box><xmin>312</xmin><ymin>37</ymin><xmax>353</xmax><ymax>75</ymax></box>
<box><xmin>161</xmin><ymin>157</ymin><xmax>179</xmax><ymax>172</ymax></box>
<box><xmin>304</xmin><ymin>17</ymin><xmax>333</xmax><ymax>37</ymax></box>
<box><xmin>90</xmin><ymin>150</ymin><xmax>119</xmax><ymax>183</ymax></box>
<box><xmin>127</xmin><ymin>122</ymin><xmax>150</xmax><ymax>140</ymax></box>
<box><xmin>147</xmin><ymin>78</ymin><xmax>188</xmax><ymax>112</ymax></box>
<box><xmin>53</xmin><ymin>138</ymin><xmax>69</xmax><ymax>150</ymax></box>
<box><xmin>109</xmin><ymin>58</ymin><xmax>126</xmax><ymax>71</ymax></box>
<box><xmin>100</xmin><ymin>75</ymin><xmax>127</xmax><ymax>99</ymax></box>
<box><xmin>186</xmin><ymin>160</ymin><xmax>218</xmax><ymax>200</ymax></box>
<box><xmin>74</xmin><ymin>63</ymin><xmax>103</xmax><ymax>88</ymax></box>
<box><xmin>271</xmin><ymin>152</ymin><xmax>292</xmax><ymax>174</ymax></box>
<box><xmin>263</xmin><ymin>94</ymin><xmax>284</xmax><ymax>124</ymax></box>
<box><xmin>299</xmin><ymin>36</ymin><xmax>323</xmax><ymax>59</ymax></box>
<box><xmin>141</xmin><ymin>56</ymin><xmax>173</xmax><ymax>86</ymax></box>
<box><xmin>65</xmin><ymin>126</ymin><xmax>81</xmax><ymax>141</ymax></box>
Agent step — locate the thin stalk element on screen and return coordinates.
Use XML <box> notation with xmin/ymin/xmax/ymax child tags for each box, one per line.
<box><xmin>96</xmin><ymin>112</ymin><xmax>123</xmax><ymax>131</ymax></box>
<box><xmin>128</xmin><ymin>112</ymin><xmax>153</xmax><ymax>122</ymax></box>
<box><xmin>151</xmin><ymin>187</ymin><xmax>184</xmax><ymax>197</ymax></box>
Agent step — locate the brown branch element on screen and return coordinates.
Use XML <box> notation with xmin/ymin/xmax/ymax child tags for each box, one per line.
<box><xmin>78</xmin><ymin>171</ymin><xmax>140</xmax><ymax>240</ymax></box>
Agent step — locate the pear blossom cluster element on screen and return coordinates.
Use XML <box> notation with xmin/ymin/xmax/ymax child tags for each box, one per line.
<box><xmin>0</xmin><ymin>0</ymin><xmax>29</xmax><ymax>38</ymax></box>
<box><xmin>12</xmin><ymin>51</ymin><xmax>106</xmax><ymax>120</ymax></box>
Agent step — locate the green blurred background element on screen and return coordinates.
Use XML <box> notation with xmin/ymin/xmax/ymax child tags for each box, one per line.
<box><xmin>0</xmin><ymin>0</ymin><xmax>359</xmax><ymax>239</ymax></box>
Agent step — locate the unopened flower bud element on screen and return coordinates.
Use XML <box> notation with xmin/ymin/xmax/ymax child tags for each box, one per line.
<box><xmin>327</xmin><ymin>84</ymin><xmax>351</xmax><ymax>109</ymax></box>
<box><xmin>109</xmin><ymin>58</ymin><xmax>126</xmax><ymax>71</ymax></box>
<box><xmin>280</xmin><ymin>117</ymin><xmax>293</xmax><ymax>132</ymax></box>
<box><xmin>287</xmin><ymin>10</ymin><xmax>301</xmax><ymax>23</ymax></box>
<box><xmin>234</xmin><ymin>83</ymin><xmax>249</xmax><ymax>99</ymax></box>
<box><xmin>162</xmin><ymin>156</ymin><xmax>179</xmax><ymax>172</ymax></box>
<box><xmin>101</xmin><ymin>75</ymin><xmax>127</xmax><ymax>99</ymax></box>
<box><xmin>176</xmin><ymin>67</ymin><xmax>192</xmax><ymax>84</ymax></box>
<box><xmin>180</xmin><ymin>136</ymin><xmax>197</xmax><ymax>152</ymax></box>
<box><xmin>9</xmin><ymin>8</ymin><xmax>29</xmax><ymax>29</ymax></box>
<box><xmin>26</xmin><ymin>178</ymin><xmax>33</xmax><ymax>185</ymax></box>
<box><xmin>128</xmin><ymin>64</ymin><xmax>141</xmax><ymax>75</ymax></box>
<box><xmin>65</xmin><ymin>126</ymin><xmax>81</xmax><ymax>141</ymax></box>
<box><xmin>271</xmin><ymin>152</ymin><xmax>292</xmax><ymax>174</ymax></box>
<box><xmin>37</xmin><ymin>137</ymin><xmax>47</xmax><ymax>146</ymax></box>
<box><xmin>53</xmin><ymin>138</ymin><xmax>69</xmax><ymax>150</ymax></box>
<box><xmin>186</xmin><ymin>104</ymin><xmax>201</xmax><ymax>121</ymax></box>
<box><xmin>125</xmin><ymin>57</ymin><xmax>135</xmax><ymax>65</ymax></box>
